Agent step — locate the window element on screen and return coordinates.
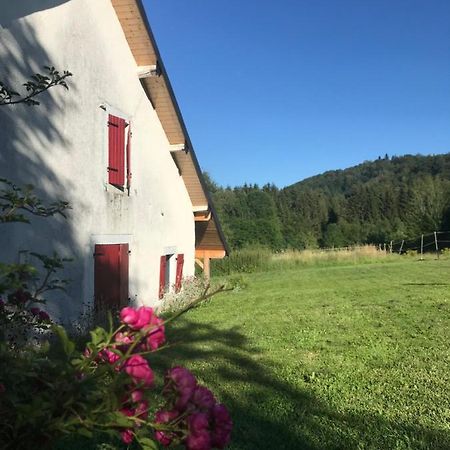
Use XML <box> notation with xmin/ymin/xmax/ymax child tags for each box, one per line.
<box><xmin>159</xmin><ymin>253</ymin><xmax>184</xmax><ymax>298</ymax></box>
<box><xmin>94</xmin><ymin>243</ymin><xmax>129</xmax><ymax>311</ymax></box>
<box><xmin>107</xmin><ymin>114</ymin><xmax>131</xmax><ymax>191</ymax></box>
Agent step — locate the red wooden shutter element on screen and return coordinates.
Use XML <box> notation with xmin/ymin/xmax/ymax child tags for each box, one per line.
<box><xmin>159</xmin><ymin>255</ymin><xmax>167</xmax><ymax>299</ymax></box>
<box><xmin>126</xmin><ymin>124</ymin><xmax>132</xmax><ymax>191</ymax></box>
<box><xmin>108</xmin><ymin>114</ymin><xmax>126</xmax><ymax>187</ymax></box>
<box><xmin>175</xmin><ymin>254</ymin><xmax>184</xmax><ymax>293</ymax></box>
<box><xmin>94</xmin><ymin>243</ymin><xmax>129</xmax><ymax>311</ymax></box>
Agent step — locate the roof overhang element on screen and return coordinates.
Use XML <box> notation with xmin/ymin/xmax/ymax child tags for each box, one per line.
<box><xmin>111</xmin><ymin>0</ymin><xmax>229</xmax><ymax>255</ymax></box>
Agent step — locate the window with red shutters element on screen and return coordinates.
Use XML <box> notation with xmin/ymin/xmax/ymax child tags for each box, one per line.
<box><xmin>94</xmin><ymin>243</ymin><xmax>129</xmax><ymax>311</ymax></box>
<box><xmin>108</xmin><ymin>114</ymin><xmax>131</xmax><ymax>189</ymax></box>
<box><xmin>175</xmin><ymin>254</ymin><xmax>184</xmax><ymax>293</ymax></box>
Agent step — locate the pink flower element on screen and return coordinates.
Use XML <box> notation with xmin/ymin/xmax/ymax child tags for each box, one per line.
<box><xmin>188</xmin><ymin>412</ymin><xmax>209</xmax><ymax>434</ymax></box>
<box><xmin>211</xmin><ymin>404</ymin><xmax>232</xmax><ymax>449</ymax></box>
<box><xmin>30</xmin><ymin>307</ymin><xmax>40</xmax><ymax>316</ymax></box>
<box><xmin>120</xmin><ymin>306</ymin><xmax>159</xmax><ymax>331</ymax></box>
<box><xmin>134</xmin><ymin>307</ymin><xmax>153</xmax><ymax>329</ymax></box>
<box><xmin>192</xmin><ymin>386</ymin><xmax>216</xmax><ymax>410</ymax></box>
<box><xmin>165</xmin><ymin>366</ymin><xmax>197</xmax><ymax>410</ymax></box>
<box><xmin>38</xmin><ymin>310</ymin><xmax>50</xmax><ymax>321</ymax></box>
<box><xmin>123</xmin><ymin>355</ymin><xmax>154</xmax><ymax>387</ymax></box>
<box><xmin>155</xmin><ymin>410</ymin><xmax>179</xmax><ymax>447</ymax></box>
<box><xmin>120</xmin><ymin>307</ymin><xmax>138</xmax><ymax>327</ymax></box>
<box><xmin>155</xmin><ymin>431</ymin><xmax>173</xmax><ymax>447</ymax></box>
<box><xmin>155</xmin><ymin>409</ymin><xmax>178</xmax><ymax>424</ymax></box>
<box><xmin>130</xmin><ymin>389</ymin><xmax>144</xmax><ymax>403</ymax></box>
<box><xmin>120</xmin><ymin>407</ymin><xmax>135</xmax><ymax>417</ymax></box>
<box><xmin>121</xmin><ymin>429</ymin><xmax>134</xmax><ymax>445</ymax></box>
<box><xmin>99</xmin><ymin>349</ymin><xmax>120</xmax><ymax>365</ymax></box>
<box><xmin>185</xmin><ymin>429</ymin><xmax>211</xmax><ymax>450</ymax></box>
<box><xmin>144</xmin><ymin>316</ymin><xmax>166</xmax><ymax>350</ymax></box>
<box><xmin>115</xmin><ymin>332</ymin><xmax>134</xmax><ymax>345</ymax></box>
<box><xmin>135</xmin><ymin>400</ymin><xmax>149</xmax><ymax>420</ymax></box>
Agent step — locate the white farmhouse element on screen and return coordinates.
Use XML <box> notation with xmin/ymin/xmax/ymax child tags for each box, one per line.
<box><xmin>0</xmin><ymin>0</ymin><xmax>228</xmax><ymax>320</ymax></box>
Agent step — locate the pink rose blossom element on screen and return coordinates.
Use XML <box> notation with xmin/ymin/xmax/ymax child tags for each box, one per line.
<box><xmin>211</xmin><ymin>404</ymin><xmax>232</xmax><ymax>449</ymax></box>
<box><xmin>144</xmin><ymin>316</ymin><xmax>166</xmax><ymax>350</ymax></box>
<box><xmin>120</xmin><ymin>407</ymin><xmax>135</xmax><ymax>417</ymax></box>
<box><xmin>155</xmin><ymin>409</ymin><xmax>179</xmax><ymax>447</ymax></box>
<box><xmin>123</xmin><ymin>355</ymin><xmax>154</xmax><ymax>387</ymax></box>
<box><xmin>130</xmin><ymin>389</ymin><xmax>144</xmax><ymax>403</ymax></box>
<box><xmin>155</xmin><ymin>430</ymin><xmax>173</xmax><ymax>447</ymax></box>
<box><xmin>165</xmin><ymin>366</ymin><xmax>197</xmax><ymax>410</ymax></box>
<box><xmin>188</xmin><ymin>412</ymin><xmax>209</xmax><ymax>434</ymax></box>
<box><xmin>192</xmin><ymin>386</ymin><xmax>216</xmax><ymax>410</ymax></box>
<box><xmin>135</xmin><ymin>399</ymin><xmax>149</xmax><ymax>420</ymax></box>
<box><xmin>121</xmin><ymin>429</ymin><xmax>134</xmax><ymax>445</ymax></box>
<box><xmin>99</xmin><ymin>349</ymin><xmax>120</xmax><ymax>365</ymax></box>
<box><xmin>120</xmin><ymin>307</ymin><xmax>138</xmax><ymax>327</ymax></box>
<box><xmin>185</xmin><ymin>430</ymin><xmax>211</xmax><ymax>450</ymax></box>
<box><xmin>115</xmin><ymin>332</ymin><xmax>134</xmax><ymax>345</ymax></box>
<box><xmin>134</xmin><ymin>307</ymin><xmax>153</xmax><ymax>330</ymax></box>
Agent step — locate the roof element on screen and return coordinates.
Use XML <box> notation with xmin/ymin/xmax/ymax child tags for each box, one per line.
<box><xmin>111</xmin><ymin>0</ymin><xmax>229</xmax><ymax>255</ymax></box>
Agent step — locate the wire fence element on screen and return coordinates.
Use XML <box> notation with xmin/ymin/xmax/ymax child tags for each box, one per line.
<box><xmin>379</xmin><ymin>231</ymin><xmax>450</xmax><ymax>258</ymax></box>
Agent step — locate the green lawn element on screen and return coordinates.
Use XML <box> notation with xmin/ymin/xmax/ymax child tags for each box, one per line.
<box><xmin>153</xmin><ymin>258</ymin><xmax>450</xmax><ymax>450</ymax></box>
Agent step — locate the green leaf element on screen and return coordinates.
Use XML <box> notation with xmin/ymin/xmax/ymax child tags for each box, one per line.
<box><xmin>53</xmin><ymin>324</ymin><xmax>75</xmax><ymax>356</ymax></box>
<box><xmin>77</xmin><ymin>427</ymin><xmax>93</xmax><ymax>438</ymax></box>
<box><xmin>137</xmin><ymin>437</ymin><xmax>159</xmax><ymax>450</ymax></box>
<box><xmin>89</xmin><ymin>327</ymin><xmax>108</xmax><ymax>346</ymax></box>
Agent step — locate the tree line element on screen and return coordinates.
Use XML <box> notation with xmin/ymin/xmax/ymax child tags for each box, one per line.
<box><xmin>206</xmin><ymin>153</ymin><xmax>450</xmax><ymax>250</ymax></box>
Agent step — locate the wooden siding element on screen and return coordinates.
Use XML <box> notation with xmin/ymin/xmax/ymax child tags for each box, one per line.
<box><xmin>141</xmin><ymin>76</ymin><xmax>184</xmax><ymax>145</ymax></box>
<box><xmin>171</xmin><ymin>151</ymin><xmax>208</xmax><ymax>208</ymax></box>
<box><xmin>111</xmin><ymin>0</ymin><xmax>157</xmax><ymax>66</ymax></box>
<box><xmin>195</xmin><ymin>217</ymin><xmax>225</xmax><ymax>250</ymax></box>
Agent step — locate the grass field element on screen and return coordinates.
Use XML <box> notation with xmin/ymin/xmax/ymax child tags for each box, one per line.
<box><xmin>152</xmin><ymin>257</ymin><xmax>450</xmax><ymax>450</ymax></box>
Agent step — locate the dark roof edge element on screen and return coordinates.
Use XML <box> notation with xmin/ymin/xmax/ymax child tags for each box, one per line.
<box><xmin>135</xmin><ymin>0</ymin><xmax>230</xmax><ymax>255</ymax></box>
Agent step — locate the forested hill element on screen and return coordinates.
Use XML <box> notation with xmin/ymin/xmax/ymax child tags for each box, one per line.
<box><xmin>207</xmin><ymin>153</ymin><xmax>450</xmax><ymax>250</ymax></box>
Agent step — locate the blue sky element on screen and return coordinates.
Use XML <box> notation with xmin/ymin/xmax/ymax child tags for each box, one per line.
<box><xmin>143</xmin><ymin>0</ymin><xmax>450</xmax><ymax>188</ymax></box>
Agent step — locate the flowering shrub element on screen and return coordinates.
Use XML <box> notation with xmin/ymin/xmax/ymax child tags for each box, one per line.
<box><xmin>0</xmin><ymin>295</ymin><xmax>232</xmax><ymax>449</ymax></box>
<box><xmin>155</xmin><ymin>276</ymin><xmax>210</xmax><ymax>315</ymax></box>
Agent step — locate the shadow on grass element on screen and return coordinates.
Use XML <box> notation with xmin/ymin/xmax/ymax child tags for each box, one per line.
<box><xmin>149</xmin><ymin>310</ymin><xmax>450</xmax><ymax>450</ymax></box>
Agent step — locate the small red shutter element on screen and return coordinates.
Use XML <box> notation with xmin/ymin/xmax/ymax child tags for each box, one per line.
<box><xmin>159</xmin><ymin>255</ymin><xmax>167</xmax><ymax>299</ymax></box>
<box><xmin>94</xmin><ymin>243</ymin><xmax>129</xmax><ymax>311</ymax></box>
<box><xmin>108</xmin><ymin>114</ymin><xmax>126</xmax><ymax>187</ymax></box>
<box><xmin>126</xmin><ymin>124</ymin><xmax>132</xmax><ymax>191</ymax></box>
<box><xmin>175</xmin><ymin>254</ymin><xmax>184</xmax><ymax>293</ymax></box>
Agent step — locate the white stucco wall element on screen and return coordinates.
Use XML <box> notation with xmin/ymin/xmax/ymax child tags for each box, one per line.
<box><xmin>0</xmin><ymin>0</ymin><xmax>195</xmax><ymax>321</ymax></box>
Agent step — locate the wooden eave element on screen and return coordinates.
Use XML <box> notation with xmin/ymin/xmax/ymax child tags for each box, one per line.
<box><xmin>111</xmin><ymin>0</ymin><xmax>229</xmax><ymax>256</ymax></box>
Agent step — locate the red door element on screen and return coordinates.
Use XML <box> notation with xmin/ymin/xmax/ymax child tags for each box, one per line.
<box><xmin>94</xmin><ymin>243</ymin><xmax>129</xmax><ymax>312</ymax></box>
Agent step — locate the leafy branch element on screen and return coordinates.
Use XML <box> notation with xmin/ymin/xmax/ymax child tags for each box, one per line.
<box><xmin>0</xmin><ymin>178</ymin><xmax>70</xmax><ymax>223</ymax></box>
<box><xmin>0</xmin><ymin>66</ymin><xmax>72</xmax><ymax>106</ymax></box>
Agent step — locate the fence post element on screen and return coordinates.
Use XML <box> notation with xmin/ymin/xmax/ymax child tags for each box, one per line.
<box><xmin>399</xmin><ymin>240</ymin><xmax>404</xmax><ymax>255</ymax></box>
<box><xmin>420</xmin><ymin>234</ymin><xmax>424</xmax><ymax>261</ymax></box>
<box><xmin>434</xmin><ymin>231</ymin><xmax>439</xmax><ymax>259</ymax></box>
<box><xmin>389</xmin><ymin>241</ymin><xmax>393</xmax><ymax>254</ymax></box>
